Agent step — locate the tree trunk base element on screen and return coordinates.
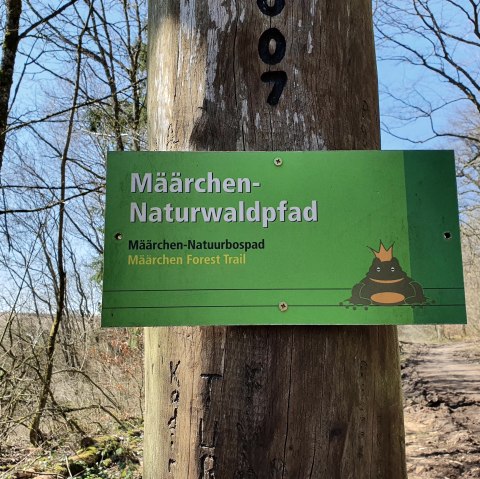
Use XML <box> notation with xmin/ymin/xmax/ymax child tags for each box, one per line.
<box><xmin>144</xmin><ymin>326</ymin><xmax>406</xmax><ymax>478</ymax></box>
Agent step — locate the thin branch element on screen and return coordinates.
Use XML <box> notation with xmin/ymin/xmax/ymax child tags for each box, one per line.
<box><xmin>0</xmin><ymin>187</ymin><xmax>102</xmax><ymax>215</ymax></box>
<box><xmin>20</xmin><ymin>0</ymin><xmax>78</xmax><ymax>39</ymax></box>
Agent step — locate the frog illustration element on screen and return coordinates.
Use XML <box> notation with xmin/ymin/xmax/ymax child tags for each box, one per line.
<box><xmin>348</xmin><ymin>241</ymin><xmax>426</xmax><ymax>306</ymax></box>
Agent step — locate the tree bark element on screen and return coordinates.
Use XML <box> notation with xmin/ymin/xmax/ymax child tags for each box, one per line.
<box><xmin>145</xmin><ymin>1</ymin><xmax>407</xmax><ymax>478</ymax></box>
<box><xmin>0</xmin><ymin>0</ymin><xmax>22</xmax><ymax>173</ymax></box>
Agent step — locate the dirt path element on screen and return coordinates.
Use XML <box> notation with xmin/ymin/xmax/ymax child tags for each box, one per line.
<box><xmin>401</xmin><ymin>341</ymin><xmax>480</xmax><ymax>478</ymax></box>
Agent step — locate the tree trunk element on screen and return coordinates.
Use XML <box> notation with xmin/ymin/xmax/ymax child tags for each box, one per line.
<box><xmin>0</xmin><ymin>0</ymin><xmax>22</xmax><ymax>173</ymax></box>
<box><xmin>145</xmin><ymin>2</ymin><xmax>407</xmax><ymax>478</ymax></box>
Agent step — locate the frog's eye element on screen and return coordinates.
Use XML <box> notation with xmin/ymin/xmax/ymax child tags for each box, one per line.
<box><xmin>376</xmin><ymin>266</ymin><xmax>381</xmax><ymax>272</ymax></box>
<box><xmin>390</xmin><ymin>266</ymin><xmax>395</xmax><ymax>272</ymax></box>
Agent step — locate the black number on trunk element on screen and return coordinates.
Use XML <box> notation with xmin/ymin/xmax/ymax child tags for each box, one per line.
<box><xmin>256</xmin><ymin>0</ymin><xmax>285</xmax><ymax>17</ymax></box>
<box><xmin>257</xmin><ymin>3</ymin><xmax>287</xmax><ymax>105</ymax></box>
<box><xmin>258</xmin><ymin>28</ymin><xmax>286</xmax><ymax>65</ymax></box>
<box><xmin>261</xmin><ymin>71</ymin><xmax>287</xmax><ymax>106</ymax></box>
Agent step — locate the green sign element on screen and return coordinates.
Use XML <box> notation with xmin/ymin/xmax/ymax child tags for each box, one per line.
<box><xmin>102</xmin><ymin>150</ymin><xmax>466</xmax><ymax>327</ymax></box>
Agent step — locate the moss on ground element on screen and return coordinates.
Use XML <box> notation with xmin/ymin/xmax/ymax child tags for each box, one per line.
<box><xmin>0</xmin><ymin>428</ymin><xmax>142</xmax><ymax>479</ymax></box>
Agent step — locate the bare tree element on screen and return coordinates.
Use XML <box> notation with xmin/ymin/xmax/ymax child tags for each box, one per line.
<box><xmin>375</xmin><ymin>0</ymin><xmax>480</xmax><ymax>145</ymax></box>
<box><xmin>0</xmin><ymin>0</ymin><xmax>80</xmax><ymax>173</ymax></box>
<box><xmin>0</xmin><ymin>0</ymin><xmax>22</xmax><ymax>173</ymax></box>
<box><xmin>375</xmin><ymin>1</ymin><xmax>480</xmax><ymax>199</ymax></box>
<box><xmin>0</xmin><ymin>0</ymin><xmax>147</xmax><ymax>445</ymax></box>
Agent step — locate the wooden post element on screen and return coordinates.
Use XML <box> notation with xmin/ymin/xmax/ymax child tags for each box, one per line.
<box><xmin>145</xmin><ymin>1</ymin><xmax>407</xmax><ymax>477</ymax></box>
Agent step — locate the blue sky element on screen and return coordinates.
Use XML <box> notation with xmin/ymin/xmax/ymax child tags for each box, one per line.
<box><xmin>377</xmin><ymin>59</ymin><xmax>455</xmax><ymax>151</ymax></box>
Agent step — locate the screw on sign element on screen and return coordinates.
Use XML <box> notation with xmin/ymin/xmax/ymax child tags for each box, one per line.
<box><xmin>279</xmin><ymin>301</ymin><xmax>288</xmax><ymax>312</ymax></box>
<box><xmin>257</xmin><ymin>0</ymin><xmax>287</xmax><ymax>105</ymax></box>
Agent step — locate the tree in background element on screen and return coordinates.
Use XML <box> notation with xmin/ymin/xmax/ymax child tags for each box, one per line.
<box><xmin>0</xmin><ymin>0</ymin><xmax>147</xmax><ymax>445</ymax></box>
<box><xmin>375</xmin><ymin>0</ymin><xmax>480</xmax><ymax>214</ymax></box>
<box><xmin>0</xmin><ymin>0</ymin><xmax>80</xmax><ymax>173</ymax></box>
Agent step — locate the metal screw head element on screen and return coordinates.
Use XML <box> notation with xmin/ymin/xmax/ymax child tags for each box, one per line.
<box><xmin>274</xmin><ymin>157</ymin><xmax>283</xmax><ymax>167</ymax></box>
<box><xmin>114</xmin><ymin>232</ymin><xmax>123</xmax><ymax>240</ymax></box>
<box><xmin>278</xmin><ymin>301</ymin><xmax>288</xmax><ymax>312</ymax></box>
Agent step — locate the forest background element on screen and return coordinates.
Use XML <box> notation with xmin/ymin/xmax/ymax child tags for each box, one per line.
<box><xmin>0</xmin><ymin>1</ymin><xmax>479</xmax><ymax>478</ymax></box>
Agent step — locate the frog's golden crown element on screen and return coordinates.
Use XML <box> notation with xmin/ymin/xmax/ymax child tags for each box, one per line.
<box><xmin>369</xmin><ymin>241</ymin><xmax>394</xmax><ymax>262</ymax></box>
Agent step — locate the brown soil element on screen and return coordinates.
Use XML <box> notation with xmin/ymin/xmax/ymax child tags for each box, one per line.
<box><xmin>401</xmin><ymin>341</ymin><xmax>480</xmax><ymax>479</ymax></box>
